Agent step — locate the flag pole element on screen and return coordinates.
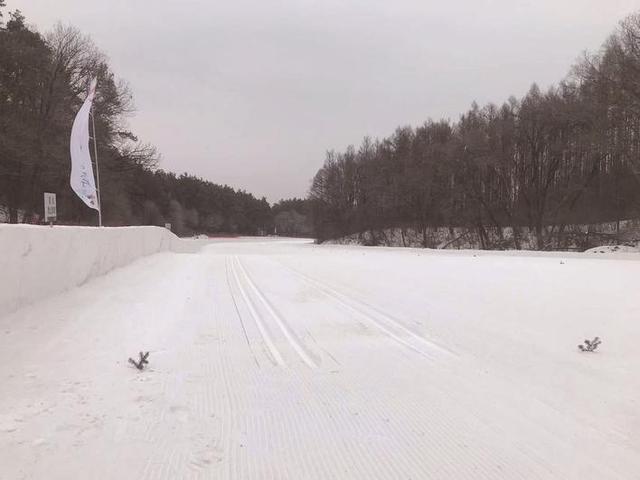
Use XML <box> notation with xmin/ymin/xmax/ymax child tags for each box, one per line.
<box><xmin>90</xmin><ymin>106</ymin><xmax>102</xmax><ymax>227</ymax></box>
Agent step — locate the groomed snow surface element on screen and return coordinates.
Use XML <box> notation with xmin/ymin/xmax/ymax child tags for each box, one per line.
<box><xmin>1</xmin><ymin>235</ymin><xmax>639</xmax><ymax>479</ymax></box>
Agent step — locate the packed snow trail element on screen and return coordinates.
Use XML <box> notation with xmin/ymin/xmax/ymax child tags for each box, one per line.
<box><xmin>1</xmin><ymin>238</ymin><xmax>639</xmax><ymax>479</ymax></box>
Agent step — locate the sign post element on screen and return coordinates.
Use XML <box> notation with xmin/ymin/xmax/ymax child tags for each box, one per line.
<box><xmin>44</xmin><ymin>192</ymin><xmax>57</xmax><ymax>224</ymax></box>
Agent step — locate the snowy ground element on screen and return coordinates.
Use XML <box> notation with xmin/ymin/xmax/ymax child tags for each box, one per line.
<box><xmin>1</xmin><ymin>238</ymin><xmax>639</xmax><ymax>479</ymax></box>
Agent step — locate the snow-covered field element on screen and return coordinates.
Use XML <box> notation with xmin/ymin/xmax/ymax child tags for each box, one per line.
<box><xmin>1</xmin><ymin>237</ymin><xmax>639</xmax><ymax>479</ymax></box>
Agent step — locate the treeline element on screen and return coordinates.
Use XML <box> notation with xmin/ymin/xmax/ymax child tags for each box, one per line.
<box><xmin>0</xmin><ymin>5</ymin><xmax>274</xmax><ymax>235</ymax></box>
<box><xmin>272</xmin><ymin>198</ymin><xmax>314</xmax><ymax>237</ymax></box>
<box><xmin>131</xmin><ymin>171</ymin><xmax>273</xmax><ymax>236</ymax></box>
<box><xmin>310</xmin><ymin>13</ymin><xmax>640</xmax><ymax>249</ymax></box>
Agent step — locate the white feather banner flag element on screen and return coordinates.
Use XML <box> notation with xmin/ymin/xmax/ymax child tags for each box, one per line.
<box><xmin>69</xmin><ymin>78</ymin><xmax>99</xmax><ymax>211</ymax></box>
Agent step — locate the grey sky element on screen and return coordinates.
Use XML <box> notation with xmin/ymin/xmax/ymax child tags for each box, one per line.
<box><xmin>16</xmin><ymin>0</ymin><xmax>640</xmax><ymax>202</ymax></box>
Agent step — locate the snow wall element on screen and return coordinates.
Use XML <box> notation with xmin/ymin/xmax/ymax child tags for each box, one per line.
<box><xmin>0</xmin><ymin>225</ymin><xmax>201</xmax><ymax>316</ymax></box>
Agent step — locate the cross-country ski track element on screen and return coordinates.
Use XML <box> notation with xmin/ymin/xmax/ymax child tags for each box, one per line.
<box><xmin>1</xmin><ymin>237</ymin><xmax>639</xmax><ymax>479</ymax></box>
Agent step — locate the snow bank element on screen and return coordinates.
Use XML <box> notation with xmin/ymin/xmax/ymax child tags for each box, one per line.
<box><xmin>328</xmin><ymin>218</ymin><xmax>640</xmax><ymax>251</ymax></box>
<box><xmin>585</xmin><ymin>244</ymin><xmax>640</xmax><ymax>254</ymax></box>
<box><xmin>0</xmin><ymin>224</ymin><xmax>201</xmax><ymax>316</ymax></box>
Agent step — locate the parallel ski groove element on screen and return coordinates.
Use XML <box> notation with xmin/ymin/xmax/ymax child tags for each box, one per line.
<box><xmin>224</xmin><ymin>257</ymin><xmax>261</xmax><ymax>368</ymax></box>
<box><xmin>280</xmin><ymin>261</ymin><xmax>447</xmax><ymax>362</ymax></box>
<box><xmin>229</xmin><ymin>255</ymin><xmax>285</xmax><ymax>367</ymax></box>
<box><xmin>304</xmin><ymin>261</ymin><xmax>453</xmax><ymax>356</ymax></box>
<box><xmin>235</xmin><ymin>256</ymin><xmax>319</xmax><ymax>369</ymax></box>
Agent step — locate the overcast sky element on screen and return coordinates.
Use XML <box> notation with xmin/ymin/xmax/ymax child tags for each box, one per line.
<box><xmin>16</xmin><ymin>0</ymin><xmax>640</xmax><ymax>202</ymax></box>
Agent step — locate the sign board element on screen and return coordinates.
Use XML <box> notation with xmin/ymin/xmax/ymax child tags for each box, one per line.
<box><xmin>44</xmin><ymin>192</ymin><xmax>57</xmax><ymax>222</ymax></box>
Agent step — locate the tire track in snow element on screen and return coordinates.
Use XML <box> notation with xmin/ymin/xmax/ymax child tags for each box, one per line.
<box><xmin>279</xmin><ymin>261</ymin><xmax>455</xmax><ymax>362</ymax></box>
<box><xmin>235</xmin><ymin>256</ymin><xmax>320</xmax><ymax>369</ymax></box>
<box><xmin>228</xmin><ymin>256</ymin><xmax>285</xmax><ymax>367</ymax></box>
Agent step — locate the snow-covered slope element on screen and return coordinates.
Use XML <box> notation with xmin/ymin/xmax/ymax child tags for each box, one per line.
<box><xmin>0</xmin><ymin>225</ymin><xmax>201</xmax><ymax>316</ymax></box>
<box><xmin>1</xmin><ymin>238</ymin><xmax>639</xmax><ymax>479</ymax></box>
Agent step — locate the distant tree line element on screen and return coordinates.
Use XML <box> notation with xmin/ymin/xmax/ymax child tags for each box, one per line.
<box><xmin>0</xmin><ymin>5</ymin><xmax>274</xmax><ymax>236</ymax></box>
<box><xmin>271</xmin><ymin>198</ymin><xmax>314</xmax><ymax>237</ymax></box>
<box><xmin>309</xmin><ymin>13</ymin><xmax>640</xmax><ymax>248</ymax></box>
